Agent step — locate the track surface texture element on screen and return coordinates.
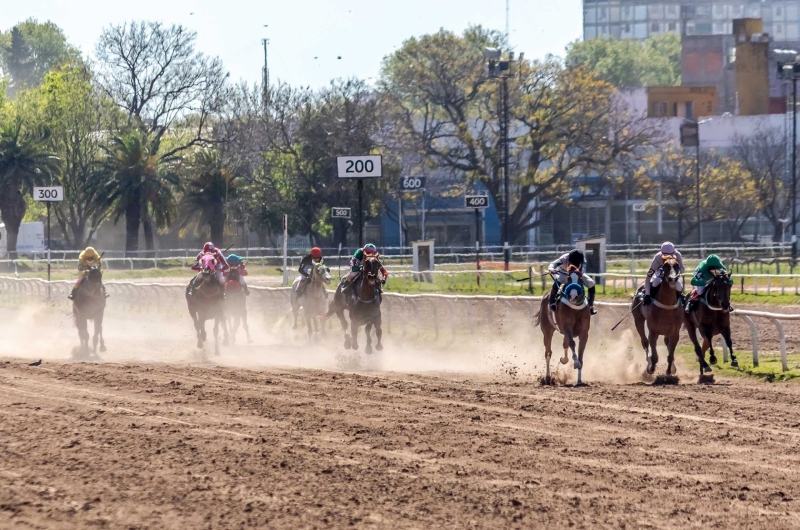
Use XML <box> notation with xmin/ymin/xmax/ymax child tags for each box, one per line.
<box><xmin>2</xmin><ymin>361</ymin><xmax>800</xmax><ymax>529</ymax></box>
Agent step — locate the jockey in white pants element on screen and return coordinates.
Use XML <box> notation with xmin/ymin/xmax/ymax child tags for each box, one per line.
<box><xmin>642</xmin><ymin>241</ymin><xmax>685</xmax><ymax>306</ymax></box>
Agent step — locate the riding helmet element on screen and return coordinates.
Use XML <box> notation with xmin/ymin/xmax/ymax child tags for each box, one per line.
<box><xmin>203</xmin><ymin>242</ymin><xmax>216</xmax><ymax>253</ymax></box>
<box><xmin>660</xmin><ymin>241</ymin><xmax>676</xmax><ymax>255</ymax></box>
<box><xmin>568</xmin><ymin>249</ymin><xmax>584</xmax><ymax>267</ymax></box>
<box><xmin>364</xmin><ymin>243</ymin><xmax>378</xmax><ymax>255</ymax></box>
<box><xmin>311</xmin><ymin>247</ymin><xmax>322</xmax><ymax>259</ymax></box>
<box><xmin>706</xmin><ymin>254</ymin><xmax>723</xmax><ymax>269</ymax></box>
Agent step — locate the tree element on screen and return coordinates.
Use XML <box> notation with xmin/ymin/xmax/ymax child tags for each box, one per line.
<box><xmin>178</xmin><ymin>149</ymin><xmax>239</xmax><ymax>243</ymax></box>
<box><xmin>95</xmin><ymin>21</ymin><xmax>228</xmax><ymax>157</ymax></box>
<box><xmin>565</xmin><ymin>33</ymin><xmax>681</xmax><ymax>88</ymax></box>
<box><xmin>381</xmin><ymin>26</ymin><xmax>659</xmax><ymax>244</ymax></box>
<box><xmin>32</xmin><ymin>64</ymin><xmax>122</xmax><ymax>247</ymax></box>
<box><xmin>0</xmin><ymin>19</ymin><xmax>78</xmax><ymax>96</ymax></box>
<box><xmin>733</xmin><ymin>127</ymin><xmax>791</xmax><ymax>242</ymax></box>
<box><xmin>91</xmin><ymin>130</ymin><xmax>180</xmax><ymax>253</ymax></box>
<box><xmin>0</xmin><ymin>117</ymin><xmax>59</xmax><ymax>257</ymax></box>
<box><xmin>649</xmin><ymin>146</ymin><xmax>760</xmax><ymax>242</ymax></box>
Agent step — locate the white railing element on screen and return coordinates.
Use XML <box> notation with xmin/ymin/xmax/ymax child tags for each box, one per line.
<box><xmin>1</xmin><ymin>276</ymin><xmax>796</xmax><ymax>372</ymax></box>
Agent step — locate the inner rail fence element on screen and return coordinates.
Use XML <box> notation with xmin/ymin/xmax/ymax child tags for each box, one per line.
<box><xmin>1</xmin><ymin>276</ymin><xmax>796</xmax><ymax>373</ymax></box>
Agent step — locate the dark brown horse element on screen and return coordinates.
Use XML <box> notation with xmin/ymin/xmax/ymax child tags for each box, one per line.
<box><xmin>534</xmin><ymin>266</ymin><xmax>591</xmax><ymax>385</ymax></box>
<box><xmin>632</xmin><ymin>254</ymin><xmax>683</xmax><ymax>376</ymax></box>
<box><xmin>225</xmin><ymin>266</ymin><xmax>252</xmax><ymax>344</ymax></box>
<box><xmin>684</xmin><ymin>271</ymin><xmax>737</xmax><ymax>377</ymax></box>
<box><xmin>72</xmin><ymin>264</ymin><xmax>106</xmax><ymax>358</ymax></box>
<box><xmin>326</xmin><ymin>256</ymin><xmax>383</xmax><ymax>354</ymax></box>
<box><xmin>186</xmin><ymin>254</ymin><xmax>229</xmax><ymax>355</ymax></box>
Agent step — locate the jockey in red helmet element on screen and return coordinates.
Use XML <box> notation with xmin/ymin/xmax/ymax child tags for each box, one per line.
<box><xmin>191</xmin><ymin>242</ymin><xmax>229</xmax><ymax>299</ymax></box>
<box><xmin>297</xmin><ymin>247</ymin><xmax>324</xmax><ymax>297</ymax></box>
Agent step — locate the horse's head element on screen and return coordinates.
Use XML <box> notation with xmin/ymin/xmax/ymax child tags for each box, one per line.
<box><xmin>566</xmin><ymin>264</ymin><xmax>583</xmax><ymax>286</ymax></box>
<box><xmin>200</xmin><ymin>254</ymin><xmax>217</xmax><ymax>278</ymax></box>
<box><xmin>362</xmin><ymin>257</ymin><xmax>379</xmax><ymax>286</ymax></box>
<box><xmin>315</xmin><ymin>262</ymin><xmax>332</xmax><ymax>285</ymax></box>
<box><xmin>707</xmin><ymin>270</ymin><xmax>733</xmax><ymax>311</ymax></box>
<box><xmin>661</xmin><ymin>254</ymin><xmax>681</xmax><ymax>289</ymax></box>
<box><xmin>85</xmin><ymin>264</ymin><xmax>103</xmax><ymax>283</ymax></box>
<box><xmin>228</xmin><ymin>265</ymin><xmax>240</xmax><ymax>281</ymax></box>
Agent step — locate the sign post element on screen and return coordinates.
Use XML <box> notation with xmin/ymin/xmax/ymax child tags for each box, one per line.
<box><xmin>465</xmin><ymin>195</ymin><xmax>490</xmax><ymax>286</ymax></box>
<box><xmin>337</xmin><ymin>155</ymin><xmax>382</xmax><ymax>247</ymax></box>
<box><xmin>399</xmin><ymin>176</ymin><xmax>426</xmax><ymax>244</ymax></box>
<box><xmin>282</xmin><ymin>214</ymin><xmax>288</xmax><ymax>287</ymax></box>
<box><xmin>33</xmin><ymin>187</ymin><xmax>63</xmax><ymax>292</ymax></box>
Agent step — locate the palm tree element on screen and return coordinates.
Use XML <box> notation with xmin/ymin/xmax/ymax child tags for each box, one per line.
<box><xmin>92</xmin><ymin>130</ymin><xmax>180</xmax><ymax>254</ymax></box>
<box><xmin>0</xmin><ymin>118</ymin><xmax>59</xmax><ymax>258</ymax></box>
<box><xmin>178</xmin><ymin>149</ymin><xmax>238</xmax><ymax>244</ymax></box>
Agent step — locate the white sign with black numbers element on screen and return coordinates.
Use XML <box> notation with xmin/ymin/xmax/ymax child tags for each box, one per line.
<box><xmin>331</xmin><ymin>207</ymin><xmax>352</xmax><ymax>219</ymax></box>
<box><xmin>399</xmin><ymin>177</ymin><xmax>426</xmax><ymax>191</ymax></box>
<box><xmin>465</xmin><ymin>195</ymin><xmax>489</xmax><ymax>208</ymax></box>
<box><xmin>33</xmin><ymin>187</ymin><xmax>64</xmax><ymax>202</ymax></box>
<box><xmin>632</xmin><ymin>202</ymin><xmax>646</xmax><ymax>212</ymax></box>
<box><xmin>337</xmin><ymin>155</ymin><xmax>382</xmax><ymax>178</ymax></box>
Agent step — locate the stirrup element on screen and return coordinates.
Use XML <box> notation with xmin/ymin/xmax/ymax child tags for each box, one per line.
<box><xmin>590</xmin><ymin>306</ymin><xmax>597</xmax><ymax>315</ymax></box>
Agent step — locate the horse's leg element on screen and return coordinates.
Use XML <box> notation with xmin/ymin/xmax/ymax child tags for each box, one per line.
<box><xmin>243</xmin><ymin>307</ymin><xmax>253</xmax><ymax>344</ymax></box>
<box><xmin>375</xmin><ymin>313</ymin><xmax>383</xmax><ymax>352</ymax></box>
<box><xmin>576</xmin><ymin>329</ymin><xmax>589</xmax><ymax>385</ymax></box>
<box><xmin>97</xmin><ymin>308</ymin><xmax>106</xmax><ymax>353</ymax></box>
<box><xmin>306</xmin><ymin>306</ymin><xmax>314</xmax><ymax>342</ymax></box>
<box><xmin>76</xmin><ymin>315</ymin><xmax>89</xmax><ymax>354</ymax></box>
<box><xmin>92</xmin><ymin>318</ymin><xmax>100</xmax><ymax>356</ymax></box>
<box><xmin>338</xmin><ymin>306</ymin><xmax>351</xmax><ymax>349</ymax></box>
<box><xmin>565</xmin><ymin>330</ymin><xmax>580</xmax><ymax>370</ymax></box>
<box><xmin>647</xmin><ymin>329</ymin><xmax>660</xmax><ymax>375</ymax></box>
<box><xmin>292</xmin><ymin>299</ymin><xmax>299</xmax><ymax>330</ymax></box>
<box><xmin>665</xmin><ymin>334</ymin><xmax>678</xmax><ymax>375</ymax></box>
<box><xmin>685</xmin><ymin>315</ymin><xmax>710</xmax><ymax>375</ymax></box>
<box><xmin>633</xmin><ymin>310</ymin><xmax>650</xmax><ymax>369</ymax></box>
<box><xmin>703</xmin><ymin>325</ymin><xmax>717</xmax><ymax>365</ymax></box>
<box><xmin>722</xmin><ymin>325</ymin><xmax>737</xmax><ymax>367</ymax></box>
<box><xmin>213</xmin><ymin>318</ymin><xmax>221</xmax><ymax>356</ymax></box>
<box><xmin>350</xmin><ymin>316</ymin><xmax>359</xmax><ymax>351</ymax></box>
<box><xmin>365</xmin><ymin>322</ymin><xmax>374</xmax><ymax>355</ymax></box>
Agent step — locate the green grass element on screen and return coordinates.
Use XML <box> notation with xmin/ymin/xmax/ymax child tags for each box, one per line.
<box><xmin>677</xmin><ymin>347</ymin><xmax>800</xmax><ymax>382</ymax></box>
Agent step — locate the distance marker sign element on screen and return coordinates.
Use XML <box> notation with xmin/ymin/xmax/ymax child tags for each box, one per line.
<box><xmin>399</xmin><ymin>177</ymin><xmax>426</xmax><ymax>191</ymax></box>
<box><xmin>33</xmin><ymin>187</ymin><xmax>64</xmax><ymax>202</ymax></box>
<box><xmin>336</xmin><ymin>155</ymin><xmax>382</xmax><ymax>178</ymax></box>
<box><xmin>331</xmin><ymin>207</ymin><xmax>352</xmax><ymax>219</ymax></box>
<box><xmin>465</xmin><ymin>195</ymin><xmax>489</xmax><ymax>208</ymax></box>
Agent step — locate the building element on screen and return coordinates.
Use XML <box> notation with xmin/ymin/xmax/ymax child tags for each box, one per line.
<box><xmin>583</xmin><ymin>1</ymin><xmax>800</xmax><ymax>41</ymax></box>
<box><xmin>647</xmin><ymin>85</ymin><xmax>716</xmax><ymax>118</ymax></box>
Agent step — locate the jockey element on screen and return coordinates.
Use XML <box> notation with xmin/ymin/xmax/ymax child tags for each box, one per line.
<box><xmin>547</xmin><ymin>249</ymin><xmax>597</xmax><ymax>315</ymax></box>
<box><xmin>192</xmin><ymin>242</ymin><xmax>229</xmax><ymax>286</ymax></box>
<box><xmin>686</xmin><ymin>254</ymin><xmax>733</xmax><ymax>313</ymax></box>
<box><xmin>68</xmin><ymin>246</ymin><xmax>108</xmax><ymax>300</ymax></box>
<box><xmin>297</xmin><ymin>247</ymin><xmax>323</xmax><ymax>297</ymax></box>
<box><xmin>225</xmin><ymin>254</ymin><xmax>250</xmax><ymax>296</ymax></box>
<box><xmin>643</xmin><ymin>241</ymin><xmax>685</xmax><ymax>306</ymax></box>
<box><xmin>343</xmin><ymin>243</ymin><xmax>387</xmax><ymax>290</ymax></box>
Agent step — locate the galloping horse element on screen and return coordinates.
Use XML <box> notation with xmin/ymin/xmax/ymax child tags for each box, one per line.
<box><xmin>291</xmin><ymin>261</ymin><xmax>332</xmax><ymax>339</ymax></box>
<box><xmin>632</xmin><ymin>254</ymin><xmax>683</xmax><ymax>376</ymax></box>
<box><xmin>72</xmin><ymin>264</ymin><xmax>106</xmax><ymax>357</ymax></box>
<box><xmin>326</xmin><ymin>256</ymin><xmax>383</xmax><ymax>354</ymax></box>
<box><xmin>225</xmin><ymin>265</ymin><xmax>252</xmax><ymax>344</ymax></box>
<box><xmin>186</xmin><ymin>253</ymin><xmax>229</xmax><ymax>355</ymax></box>
<box><xmin>534</xmin><ymin>266</ymin><xmax>592</xmax><ymax>385</ymax></box>
<box><xmin>684</xmin><ymin>271</ymin><xmax>737</xmax><ymax>377</ymax></box>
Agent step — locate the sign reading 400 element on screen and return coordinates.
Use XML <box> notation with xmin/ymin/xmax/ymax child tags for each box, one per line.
<box><xmin>337</xmin><ymin>155</ymin><xmax>382</xmax><ymax>178</ymax></box>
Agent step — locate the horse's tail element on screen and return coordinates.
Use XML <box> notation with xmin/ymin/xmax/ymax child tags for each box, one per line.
<box><xmin>533</xmin><ymin>310</ymin><xmax>542</xmax><ymax>327</ymax></box>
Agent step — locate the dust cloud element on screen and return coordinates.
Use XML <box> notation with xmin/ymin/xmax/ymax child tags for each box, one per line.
<box><xmin>0</xmin><ymin>299</ymin><xmax>656</xmax><ymax>384</ymax></box>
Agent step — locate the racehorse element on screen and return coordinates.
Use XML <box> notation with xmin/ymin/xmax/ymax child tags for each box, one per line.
<box><xmin>72</xmin><ymin>264</ymin><xmax>106</xmax><ymax>358</ymax></box>
<box><xmin>326</xmin><ymin>256</ymin><xmax>383</xmax><ymax>354</ymax></box>
<box><xmin>534</xmin><ymin>266</ymin><xmax>591</xmax><ymax>385</ymax></box>
<box><xmin>225</xmin><ymin>265</ymin><xmax>252</xmax><ymax>344</ymax></box>
<box><xmin>684</xmin><ymin>270</ymin><xmax>737</xmax><ymax>377</ymax></box>
<box><xmin>290</xmin><ymin>260</ymin><xmax>332</xmax><ymax>340</ymax></box>
<box><xmin>632</xmin><ymin>254</ymin><xmax>683</xmax><ymax>376</ymax></box>
<box><xmin>186</xmin><ymin>253</ymin><xmax>229</xmax><ymax>355</ymax></box>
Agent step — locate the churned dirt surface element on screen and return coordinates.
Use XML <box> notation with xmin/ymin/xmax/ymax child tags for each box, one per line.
<box><xmin>2</xmin><ymin>360</ymin><xmax>800</xmax><ymax>529</ymax></box>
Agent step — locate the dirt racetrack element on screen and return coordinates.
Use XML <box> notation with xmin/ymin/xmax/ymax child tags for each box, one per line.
<box><xmin>2</xmin><ymin>359</ymin><xmax>800</xmax><ymax>529</ymax></box>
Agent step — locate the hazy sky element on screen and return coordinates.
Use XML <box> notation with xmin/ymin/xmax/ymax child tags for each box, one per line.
<box><xmin>2</xmin><ymin>0</ymin><xmax>583</xmax><ymax>89</ymax></box>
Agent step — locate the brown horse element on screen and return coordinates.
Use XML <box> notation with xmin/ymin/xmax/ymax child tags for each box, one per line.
<box><xmin>534</xmin><ymin>265</ymin><xmax>592</xmax><ymax>385</ymax></box>
<box><xmin>326</xmin><ymin>256</ymin><xmax>383</xmax><ymax>354</ymax></box>
<box><xmin>186</xmin><ymin>254</ymin><xmax>229</xmax><ymax>355</ymax></box>
<box><xmin>72</xmin><ymin>264</ymin><xmax>106</xmax><ymax>358</ymax></box>
<box><xmin>684</xmin><ymin>271</ymin><xmax>737</xmax><ymax>377</ymax></box>
<box><xmin>632</xmin><ymin>254</ymin><xmax>683</xmax><ymax>376</ymax></box>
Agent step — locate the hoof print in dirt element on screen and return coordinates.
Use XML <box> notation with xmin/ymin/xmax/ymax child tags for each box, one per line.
<box><xmin>697</xmin><ymin>374</ymin><xmax>716</xmax><ymax>384</ymax></box>
<box><xmin>653</xmin><ymin>375</ymin><xmax>680</xmax><ymax>386</ymax></box>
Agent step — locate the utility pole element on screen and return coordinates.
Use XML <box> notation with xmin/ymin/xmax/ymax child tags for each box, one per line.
<box><xmin>261</xmin><ymin>38</ymin><xmax>270</xmax><ymax>107</ymax></box>
<box><xmin>502</xmin><ymin>74</ymin><xmax>510</xmax><ymax>270</ymax></box>
<box><xmin>793</xmin><ymin>76</ymin><xmax>798</xmax><ymax>263</ymax></box>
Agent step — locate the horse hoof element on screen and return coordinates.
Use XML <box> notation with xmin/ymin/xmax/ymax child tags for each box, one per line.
<box><xmin>731</xmin><ymin>359</ymin><xmax>739</xmax><ymax>368</ymax></box>
<box><xmin>223</xmin><ymin>339</ymin><xmax>229</xmax><ymax>347</ymax></box>
<box><xmin>375</xmin><ymin>343</ymin><xmax>383</xmax><ymax>352</ymax></box>
<box><xmin>669</xmin><ymin>364</ymin><xmax>677</xmax><ymax>375</ymax></box>
<box><xmin>352</xmin><ymin>343</ymin><xmax>359</xmax><ymax>351</ymax></box>
<box><xmin>100</xmin><ymin>345</ymin><xmax>107</xmax><ymax>353</ymax></box>
<box><xmin>292</xmin><ymin>325</ymin><xmax>298</xmax><ymax>330</ymax></box>
<box><xmin>247</xmin><ymin>337</ymin><xmax>254</xmax><ymax>344</ymax></box>
<box><xmin>709</xmin><ymin>354</ymin><xmax>718</xmax><ymax>365</ymax></box>
<box><xmin>702</xmin><ymin>364</ymin><xmax>713</xmax><ymax>374</ymax></box>
<box><xmin>560</xmin><ymin>357</ymin><xmax>569</xmax><ymax>365</ymax></box>
<box><xmin>646</xmin><ymin>363</ymin><xmax>655</xmax><ymax>375</ymax></box>
<box><xmin>366</xmin><ymin>345</ymin><xmax>373</xmax><ymax>355</ymax></box>
<box><xmin>573</xmin><ymin>360</ymin><xmax>582</xmax><ymax>370</ymax></box>
<box><xmin>344</xmin><ymin>338</ymin><xmax>351</xmax><ymax>349</ymax></box>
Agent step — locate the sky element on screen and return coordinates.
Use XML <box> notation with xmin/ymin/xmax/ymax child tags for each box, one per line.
<box><xmin>2</xmin><ymin>0</ymin><xmax>584</xmax><ymax>89</ymax></box>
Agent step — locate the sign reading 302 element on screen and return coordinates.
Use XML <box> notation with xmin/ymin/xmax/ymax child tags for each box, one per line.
<box><xmin>33</xmin><ymin>187</ymin><xmax>64</xmax><ymax>202</ymax></box>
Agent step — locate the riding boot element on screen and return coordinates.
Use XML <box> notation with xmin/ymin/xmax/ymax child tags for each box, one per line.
<box><xmin>548</xmin><ymin>282</ymin><xmax>559</xmax><ymax>311</ymax></box>
<box><xmin>102</xmin><ymin>285</ymin><xmax>110</xmax><ymax>299</ymax></box>
<box><xmin>67</xmin><ymin>288</ymin><xmax>76</xmax><ymax>301</ymax></box>
<box><xmin>588</xmin><ymin>286</ymin><xmax>597</xmax><ymax>315</ymax></box>
<box><xmin>243</xmin><ymin>284</ymin><xmax>250</xmax><ymax>296</ymax></box>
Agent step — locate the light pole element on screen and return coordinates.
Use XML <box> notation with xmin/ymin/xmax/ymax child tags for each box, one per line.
<box><xmin>680</xmin><ymin>119</ymin><xmax>702</xmax><ymax>257</ymax></box>
<box><xmin>485</xmin><ymin>47</ymin><xmax>512</xmax><ymax>270</ymax></box>
<box><xmin>778</xmin><ymin>57</ymin><xmax>800</xmax><ymax>263</ymax></box>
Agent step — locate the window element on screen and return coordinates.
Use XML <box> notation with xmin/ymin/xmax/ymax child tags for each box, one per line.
<box><xmin>730</xmin><ymin>4</ymin><xmax>745</xmax><ymax>18</ymax></box>
<box><xmin>713</xmin><ymin>22</ymin><xmax>727</xmax><ymax>34</ymax></box>
<box><xmin>776</xmin><ymin>23</ymin><xmax>786</xmax><ymax>38</ymax></box>
<box><xmin>585</xmin><ymin>25</ymin><xmax>598</xmax><ymax>39</ymax></box>
<box><xmin>713</xmin><ymin>4</ymin><xmax>727</xmax><ymax>19</ymax></box>
<box><xmin>747</xmin><ymin>4</ymin><xmax>761</xmax><ymax>18</ymax></box>
<box><xmin>610</xmin><ymin>7</ymin><xmax>620</xmax><ymax>22</ymax></box>
<box><xmin>685</xmin><ymin>101</ymin><xmax>694</xmax><ymax>120</ymax></box>
<box><xmin>598</xmin><ymin>7</ymin><xmax>608</xmax><ymax>21</ymax></box>
<box><xmin>789</xmin><ymin>5</ymin><xmax>799</xmax><ymax>21</ymax></box>
<box><xmin>651</xmin><ymin>22</ymin><xmax>661</xmax><ymax>33</ymax></box>
<box><xmin>668</xmin><ymin>22</ymin><xmax>677</xmax><ymax>32</ymax></box>
<box><xmin>696</xmin><ymin>22</ymin><xmax>713</xmax><ymax>34</ymax></box>
<box><xmin>649</xmin><ymin>4</ymin><xmax>665</xmax><ymax>19</ymax></box>
<box><xmin>634</xmin><ymin>23</ymin><xmax>648</xmax><ymax>38</ymax></box>
<box><xmin>673</xmin><ymin>102</ymin><xmax>678</xmax><ymax>116</ymax></box>
<box><xmin>665</xmin><ymin>5</ymin><xmax>679</xmax><ymax>18</ymax></box>
<box><xmin>653</xmin><ymin>102</ymin><xmax>668</xmax><ymax>117</ymax></box>
<box><xmin>622</xmin><ymin>6</ymin><xmax>633</xmax><ymax>21</ymax></box>
<box><xmin>585</xmin><ymin>7</ymin><xmax>597</xmax><ymax>24</ymax></box>
<box><xmin>788</xmin><ymin>23</ymin><xmax>799</xmax><ymax>39</ymax></box>
<box><xmin>634</xmin><ymin>5</ymin><xmax>647</xmax><ymax>20</ymax></box>
<box><xmin>775</xmin><ymin>5</ymin><xmax>784</xmax><ymax>19</ymax></box>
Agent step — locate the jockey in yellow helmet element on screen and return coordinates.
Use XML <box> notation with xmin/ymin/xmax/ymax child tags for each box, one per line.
<box><xmin>68</xmin><ymin>247</ymin><xmax>109</xmax><ymax>300</ymax></box>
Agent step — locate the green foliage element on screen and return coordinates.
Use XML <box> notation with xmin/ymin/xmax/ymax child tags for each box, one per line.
<box><xmin>565</xmin><ymin>33</ymin><xmax>681</xmax><ymax>88</ymax></box>
<box><xmin>178</xmin><ymin>149</ymin><xmax>239</xmax><ymax>243</ymax></box>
